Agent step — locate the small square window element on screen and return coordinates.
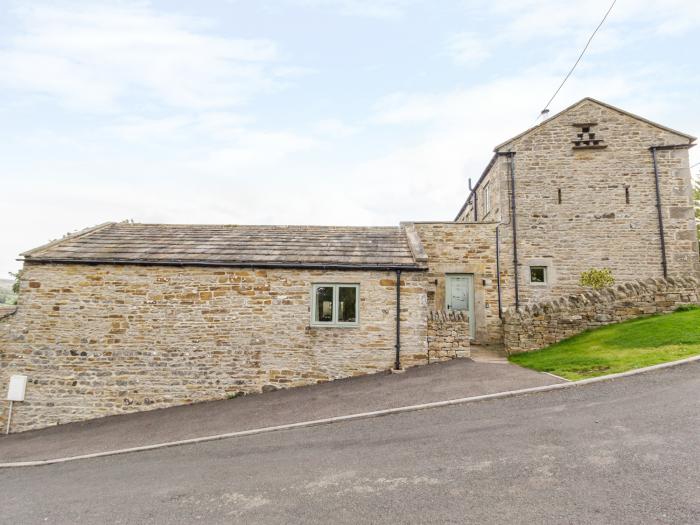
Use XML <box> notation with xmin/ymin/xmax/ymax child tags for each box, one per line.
<box><xmin>312</xmin><ymin>284</ymin><xmax>359</xmax><ymax>326</ymax></box>
<box><xmin>529</xmin><ymin>266</ymin><xmax>547</xmax><ymax>284</ymax></box>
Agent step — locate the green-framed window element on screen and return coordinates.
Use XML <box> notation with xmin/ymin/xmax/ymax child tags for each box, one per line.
<box><xmin>311</xmin><ymin>284</ymin><xmax>359</xmax><ymax>326</ymax></box>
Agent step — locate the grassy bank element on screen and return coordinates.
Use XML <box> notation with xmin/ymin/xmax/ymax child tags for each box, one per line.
<box><xmin>509</xmin><ymin>307</ymin><xmax>700</xmax><ymax>380</ymax></box>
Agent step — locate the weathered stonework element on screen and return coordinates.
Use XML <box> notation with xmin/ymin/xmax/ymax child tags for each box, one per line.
<box><xmin>427</xmin><ymin>311</ymin><xmax>470</xmax><ymax>361</ymax></box>
<box><xmin>2</xmin><ymin>98</ymin><xmax>696</xmax><ymax>434</ymax></box>
<box><xmin>0</xmin><ymin>263</ymin><xmax>428</xmax><ymax>433</ymax></box>
<box><xmin>504</xmin><ymin>276</ymin><xmax>700</xmax><ymax>354</ymax></box>
<box><xmin>410</xmin><ymin>222</ymin><xmax>507</xmax><ymax>344</ymax></box>
<box><xmin>458</xmin><ymin>99</ymin><xmax>699</xmax><ymax>307</ymax></box>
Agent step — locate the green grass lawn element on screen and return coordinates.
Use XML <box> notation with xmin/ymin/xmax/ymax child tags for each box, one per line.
<box><xmin>509</xmin><ymin>307</ymin><xmax>700</xmax><ymax>381</ymax></box>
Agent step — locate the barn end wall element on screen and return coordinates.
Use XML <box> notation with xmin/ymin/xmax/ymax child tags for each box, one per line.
<box><xmin>0</xmin><ymin>262</ymin><xmax>428</xmax><ymax>433</ymax></box>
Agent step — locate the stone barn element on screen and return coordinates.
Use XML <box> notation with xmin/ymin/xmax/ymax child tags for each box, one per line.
<box><xmin>2</xmin><ymin>97</ymin><xmax>698</xmax><ymax>432</ymax></box>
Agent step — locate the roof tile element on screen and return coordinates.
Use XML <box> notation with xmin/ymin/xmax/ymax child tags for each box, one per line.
<box><xmin>23</xmin><ymin>223</ymin><xmax>421</xmax><ymax>269</ymax></box>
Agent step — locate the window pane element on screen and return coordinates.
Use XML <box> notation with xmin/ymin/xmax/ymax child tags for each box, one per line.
<box><xmin>315</xmin><ymin>286</ymin><xmax>334</xmax><ymax>322</ymax></box>
<box><xmin>530</xmin><ymin>267</ymin><xmax>546</xmax><ymax>283</ymax></box>
<box><xmin>338</xmin><ymin>286</ymin><xmax>357</xmax><ymax>323</ymax></box>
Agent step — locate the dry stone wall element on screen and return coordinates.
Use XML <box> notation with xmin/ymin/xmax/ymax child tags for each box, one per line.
<box><xmin>427</xmin><ymin>311</ymin><xmax>470</xmax><ymax>361</ymax></box>
<box><xmin>504</xmin><ymin>276</ymin><xmax>699</xmax><ymax>354</ymax></box>
<box><xmin>0</xmin><ymin>262</ymin><xmax>428</xmax><ymax>433</ymax></box>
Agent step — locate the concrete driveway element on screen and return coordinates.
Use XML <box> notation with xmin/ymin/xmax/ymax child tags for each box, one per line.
<box><xmin>0</xmin><ymin>361</ymin><xmax>697</xmax><ymax>524</ymax></box>
<box><xmin>0</xmin><ymin>358</ymin><xmax>562</xmax><ymax>462</ymax></box>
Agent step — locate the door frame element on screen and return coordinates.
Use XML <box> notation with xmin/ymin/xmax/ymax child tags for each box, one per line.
<box><xmin>444</xmin><ymin>273</ymin><xmax>476</xmax><ymax>339</ymax></box>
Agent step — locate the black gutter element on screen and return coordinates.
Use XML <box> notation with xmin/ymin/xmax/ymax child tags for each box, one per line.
<box><xmin>647</xmin><ymin>143</ymin><xmax>694</xmax><ymax>279</ymax></box>
<box><xmin>495</xmin><ymin>224</ymin><xmax>503</xmax><ymax>319</ymax></box>
<box><xmin>394</xmin><ymin>269</ymin><xmax>402</xmax><ymax>370</ymax></box>
<box><xmin>20</xmin><ymin>258</ymin><xmax>427</xmax><ymax>272</ymax></box>
<box><xmin>500</xmin><ymin>151</ymin><xmax>520</xmax><ymax>310</ymax></box>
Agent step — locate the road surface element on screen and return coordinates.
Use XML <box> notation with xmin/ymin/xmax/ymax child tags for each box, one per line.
<box><xmin>1</xmin><ymin>362</ymin><xmax>698</xmax><ymax>524</ymax></box>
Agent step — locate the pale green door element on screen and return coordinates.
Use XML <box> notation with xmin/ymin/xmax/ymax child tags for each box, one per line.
<box><xmin>445</xmin><ymin>274</ymin><xmax>475</xmax><ymax>338</ymax></box>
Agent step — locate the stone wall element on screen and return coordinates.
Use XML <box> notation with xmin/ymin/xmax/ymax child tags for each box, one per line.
<box><xmin>457</xmin><ymin>99</ymin><xmax>699</xmax><ymax>310</ymax></box>
<box><xmin>411</xmin><ymin>222</ymin><xmax>507</xmax><ymax>344</ymax></box>
<box><xmin>500</xmin><ymin>100</ymin><xmax>699</xmax><ymax>304</ymax></box>
<box><xmin>0</xmin><ymin>262</ymin><xmax>428</xmax><ymax>433</ymax></box>
<box><xmin>427</xmin><ymin>311</ymin><xmax>470</xmax><ymax>361</ymax></box>
<box><xmin>504</xmin><ymin>276</ymin><xmax>700</xmax><ymax>354</ymax></box>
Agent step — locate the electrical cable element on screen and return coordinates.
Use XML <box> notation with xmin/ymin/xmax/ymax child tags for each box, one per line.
<box><xmin>539</xmin><ymin>0</ymin><xmax>618</xmax><ymax>120</ymax></box>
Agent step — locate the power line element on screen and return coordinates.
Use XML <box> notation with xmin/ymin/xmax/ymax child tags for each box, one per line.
<box><xmin>539</xmin><ymin>0</ymin><xmax>618</xmax><ymax>120</ymax></box>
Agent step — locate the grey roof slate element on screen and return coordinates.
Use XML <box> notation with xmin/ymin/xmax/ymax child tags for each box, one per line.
<box><xmin>22</xmin><ymin>222</ymin><xmax>421</xmax><ymax>269</ymax></box>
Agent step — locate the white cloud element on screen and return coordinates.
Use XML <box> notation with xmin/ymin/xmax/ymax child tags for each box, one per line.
<box><xmin>479</xmin><ymin>0</ymin><xmax>700</xmax><ymax>42</ymax></box>
<box><xmin>0</xmin><ymin>3</ymin><xmax>282</xmax><ymax>111</ymax></box>
<box><xmin>292</xmin><ymin>0</ymin><xmax>415</xmax><ymax>18</ymax></box>
<box><xmin>313</xmin><ymin>118</ymin><xmax>360</xmax><ymax>137</ymax></box>
<box><xmin>193</xmin><ymin>130</ymin><xmax>319</xmax><ymax>173</ymax></box>
<box><xmin>444</xmin><ymin>32</ymin><xmax>490</xmax><ymax>66</ymax></box>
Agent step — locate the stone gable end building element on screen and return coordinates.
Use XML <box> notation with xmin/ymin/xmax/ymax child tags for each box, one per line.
<box><xmin>2</xmin><ymin>98</ymin><xmax>698</xmax><ymax>432</ymax></box>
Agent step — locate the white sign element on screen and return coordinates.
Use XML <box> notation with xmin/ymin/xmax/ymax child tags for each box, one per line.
<box><xmin>6</xmin><ymin>375</ymin><xmax>27</xmax><ymax>402</ymax></box>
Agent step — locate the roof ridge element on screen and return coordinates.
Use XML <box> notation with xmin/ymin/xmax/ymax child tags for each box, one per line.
<box><xmin>493</xmin><ymin>97</ymin><xmax>695</xmax><ymax>151</ymax></box>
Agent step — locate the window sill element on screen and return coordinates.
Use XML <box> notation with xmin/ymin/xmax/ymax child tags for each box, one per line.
<box><xmin>309</xmin><ymin>322</ymin><xmax>360</xmax><ymax>329</ymax></box>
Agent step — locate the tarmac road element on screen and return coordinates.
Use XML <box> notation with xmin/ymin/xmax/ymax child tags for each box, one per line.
<box><xmin>1</xmin><ymin>362</ymin><xmax>698</xmax><ymax>524</ymax></box>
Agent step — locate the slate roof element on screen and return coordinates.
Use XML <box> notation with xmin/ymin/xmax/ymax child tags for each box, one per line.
<box><xmin>21</xmin><ymin>222</ymin><xmax>422</xmax><ymax>270</ymax></box>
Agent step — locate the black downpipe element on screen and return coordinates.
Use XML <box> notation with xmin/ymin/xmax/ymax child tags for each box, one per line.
<box><xmin>473</xmin><ymin>192</ymin><xmax>478</xmax><ymax>221</ymax></box>
<box><xmin>650</xmin><ymin>147</ymin><xmax>668</xmax><ymax>279</ymax></box>
<box><xmin>496</xmin><ymin>224</ymin><xmax>503</xmax><ymax>319</ymax></box>
<box><xmin>506</xmin><ymin>152</ymin><xmax>520</xmax><ymax>310</ymax></box>
<box><xmin>394</xmin><ymin>269</ymin><xmax>402</xmax><ymax>370</ymax></box>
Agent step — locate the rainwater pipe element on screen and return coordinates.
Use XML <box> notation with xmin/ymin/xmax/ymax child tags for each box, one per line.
<box><xmin>499</xmin><ymin>151</ymin><xmax>520</xmax><ymax>310</ymax></box>
<box><xmin>394</xmin><ymin>269</ymin><xmax>402</xmax><ymax>370</ymax></box>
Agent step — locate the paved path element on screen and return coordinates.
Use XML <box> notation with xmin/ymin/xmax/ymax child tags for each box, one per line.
<box><xmin>1</xmin><ymin>362</ymin><xmax>697</xmax><ymax>524</ymax></box>
<box><xmin>0</xmin><ymin>359</ymin><xmax>561</xmax><ymax>462</ymax></box>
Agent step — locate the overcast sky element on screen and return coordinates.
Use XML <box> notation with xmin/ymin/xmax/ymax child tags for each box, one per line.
<box><xmin>1</xmin><ymin>0</ymin><xmax>699</xmax><ymax>276</ymax></box>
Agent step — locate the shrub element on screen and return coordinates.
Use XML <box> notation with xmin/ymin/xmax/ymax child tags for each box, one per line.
<box><xmin>580</xmin><ymin>268</ymin><xmax>615</xmax><ymax>289</ymax></box>
<box><xmin>675</xmin><ymin>304</ymin><xmax>700</xmax><ymax>312</ymax></box>
<box><xmin>9</xmin><ymin>271</ymin><xmax>20</xmax><ymax>294</ymax></box>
